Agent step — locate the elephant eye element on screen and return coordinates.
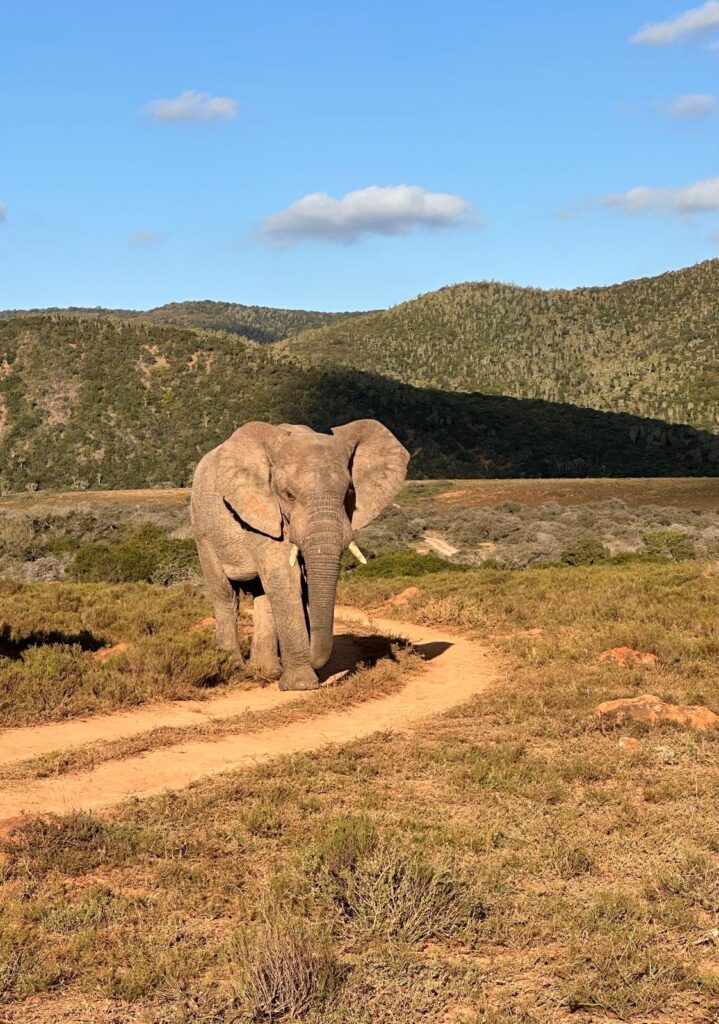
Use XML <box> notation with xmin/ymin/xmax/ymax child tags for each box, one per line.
<box><xmin>284</xmin><ymin>489</ymin><xmax>295</xmax><ymax>502</ymax></box>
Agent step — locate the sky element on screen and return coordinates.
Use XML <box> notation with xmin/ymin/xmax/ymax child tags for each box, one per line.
<box><xmin>2</xmin><ymin>0</ymin><xmax>719</xmax><ymax>311</ymax></box>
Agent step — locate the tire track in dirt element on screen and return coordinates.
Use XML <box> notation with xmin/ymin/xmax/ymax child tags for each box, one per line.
<box><xmin>0</xmin><ymin>608</ymin><xmax>500</xmax><ymax>828</ymax></box>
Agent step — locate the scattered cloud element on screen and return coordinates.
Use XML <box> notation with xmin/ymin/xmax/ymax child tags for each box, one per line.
<box><xmin>0</xmin><ymin>202</ymin><xmax>6</xmax><ymax>224</ymax></box>
<box><xmin>667</xmin><ymin>92</ymin><xmax>716</xmax><ymax>117</ymax></box>
<box><xmin>603</xmin><ymin>176</ymin><xmax>719</xmax><ymax>215</ymax></box>
<box><xmin>144</xmin><ymin>90</ymin><xmax>238</xmax><ymax>123</ymax></box>
<box><xmin>129</xmin><ymin>230</ymin><xmax>162</xmax><ymax>246</ymax></box>
<box><xmin>631</xmin><ymin>0</ymin><xmax>719</xmax><ymax>44</ymax></box>
<box><xmin>554</xmin><ymin>200</ymin><xmax>591</xmax><ymax>221</ymax></box>
<box><xmin>260</xmin><ymin>184</ymin><xmax>474</xmax><ymax>244</ymax></box>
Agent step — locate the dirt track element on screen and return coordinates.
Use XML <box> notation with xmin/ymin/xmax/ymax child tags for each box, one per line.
<box><xmin>0</xmin><ymin>607</ymin><xmax>500</xmax><ymax>828</ymax></box>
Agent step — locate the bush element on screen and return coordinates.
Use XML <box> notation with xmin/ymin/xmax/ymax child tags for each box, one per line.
<box><xmin>348</xmin><ymin>552</ymin><xmax>470</xmax><ymax>579</ymax></box>
<box><xmin>69</xmin><ymin>524</ymin><xmax>199</xmax><ymax>585</ymax></box>
<box><xmin>560</xmin><ymin>535</ymin><xmax>608</xmax><ymax>567</ymax></box>
<box><xmin>229</xmin><ymin>916</ymin><xmax>343</xmax><ymax>1022</ymax></box>
<box><xmin>643</xmin><ymin>529</ymin><xmax>696</xmax><ymax>561</ymax></box>
<box><xmin>307</xmin><ymin>824</ymin><xmax>486</xmax><ymax>945</ymax></box>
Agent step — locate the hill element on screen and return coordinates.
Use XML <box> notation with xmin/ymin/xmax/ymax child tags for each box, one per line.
<box><xmin>278</xmin><ymin>259</ymin><xmax>719</xmax><ymax>432</ymax></box>
<box><xmin>0</xmin><ymin>315</ymin><xmax>716</xmax><ymax>491</ymax></box>
<box><xmin>0</xmin><ymin>300</ymin><xmax>366</xmax><ymax>344</ymax></box>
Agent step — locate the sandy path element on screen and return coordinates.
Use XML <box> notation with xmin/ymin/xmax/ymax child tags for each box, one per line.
<box><xmin>0</xmin><ymin>632</ymin><xmax>375</xmax><ymax>767</ymax></box>
<box><xmin>0</xmin><ymin>607</ymin><xmax>499</xmax><ymax>827</ymax></box>
<box><xmin>421</xmin><ymin>533</ymin><xmax>459</xmax><ymax>557</ymax></box>
<box><xmin>0</xmin><ymin>686</ymin><xmax>310</xmax><ymax>768</ymax></box>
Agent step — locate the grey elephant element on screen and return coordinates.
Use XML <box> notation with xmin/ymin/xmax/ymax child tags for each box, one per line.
<box><xmin>191</xmin><ymin>419</ymin><xmax>409</xmax><ymax>691</ymax></box>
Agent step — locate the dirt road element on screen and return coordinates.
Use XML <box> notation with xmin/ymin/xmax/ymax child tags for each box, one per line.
<box><xmin>0</xmin><ymin>607</ymin><xmax>500</xmax><ymax>828</ymax></box>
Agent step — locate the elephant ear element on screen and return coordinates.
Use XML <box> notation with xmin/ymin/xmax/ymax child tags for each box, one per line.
<box><xmin>217</xmin><ymin>422</ymin><xmax>282</xmax><ymax>538</ymax></box>
<box><xmin>332</xmin><ymin>420</ymin><xmax>410</xmax><ymax>530</ymax></box>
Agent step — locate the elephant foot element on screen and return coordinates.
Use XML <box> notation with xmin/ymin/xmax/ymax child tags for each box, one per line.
<box><xmin>279</xmin><ymin>664</ymin><xmax>320</xmax><ymax>691</ymax></box>
<box><xmin>249</xmin><ymin>654</ymin><xmax>282</xmax><ymax>681</ymax></box>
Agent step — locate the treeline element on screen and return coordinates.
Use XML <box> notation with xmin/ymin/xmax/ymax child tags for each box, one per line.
<box><xmin>0</xmin><ymin>300</ymin><xmax>365</xmax><ymax>345</ymax></box>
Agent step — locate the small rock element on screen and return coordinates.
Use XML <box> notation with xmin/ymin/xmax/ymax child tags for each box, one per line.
<box><xmin>385</xmin><ymin>586</ymin><xmax>420</xmax><ymax>607</ymax></box>
<box><xmin>599</xmin><ymin>647</ymin><xmax>658</xmax><ymax>668</ymax></box>
<box><xmin>654</xmin><ymin>744</ymin><xmax>678</xmax><ymax>764</ymax></box>
<box><xmin>593</xmin><ymin>693</ymin><xmax>719</xmax><ymax>732</ymax></box>
<box><xmin>618</xmin><ymin>736</ymin><xmax>642</xmax><ymax>753</ymax></box>
<box><xmin>92</xmin><ymin>641</ymin><xmax>130</xmax><ymax>664</ymax></box>
<box><xmin>190</xmin><ymin>616</ymin><xmax>216</xmax><ymax>631</ymax></box>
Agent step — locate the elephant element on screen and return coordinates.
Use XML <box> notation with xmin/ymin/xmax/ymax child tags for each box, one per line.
<box><xmin>190</xmin><ymin>419</ymin><xmax>409</xmax><ymax>691</ymax></box>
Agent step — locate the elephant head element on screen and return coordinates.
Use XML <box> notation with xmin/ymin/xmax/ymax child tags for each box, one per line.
<box><xmin>217</xmin><ymin>419</ymin><xmax>409</xmax><ymax>669</ymax></box>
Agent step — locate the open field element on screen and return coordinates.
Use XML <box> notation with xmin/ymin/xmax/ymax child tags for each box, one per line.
<box><xmin>1</xmin><ymin>477</ymin><xmax>716</xmax><ymax>514</ymax></box>
<box><xmin>2</xmin><ymin>554</ymin><xmax>719</xmax><ymax>1022</ymax></box>
<box><xmin>406</xmin><ymin>476</ymin><xmax>719</xmax><ymax>512</ymax></box>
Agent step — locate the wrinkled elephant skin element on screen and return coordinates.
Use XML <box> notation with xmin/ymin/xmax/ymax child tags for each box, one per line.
<box><xmin>191</xmin><ymin>420</ymin><xmax>409</xmax><ymax>690</ymax></box>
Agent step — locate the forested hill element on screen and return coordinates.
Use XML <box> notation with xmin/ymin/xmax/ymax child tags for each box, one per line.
<box><xmin>0</xmin><ymin>301</ymin><xmax>366</xmax><ymax>344</ymax></box>
<box><xmin>0</xmin><ymin>315</ymin><xmax>716</xmax><ymax>492</ymax></box>
<box><xmin>278</xmin><ymin>259</ymin><xmax>719</xmax><ymax>433</ymax></box>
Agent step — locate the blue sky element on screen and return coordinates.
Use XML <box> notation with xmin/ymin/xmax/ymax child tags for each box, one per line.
<box><xmin>2</xmin><ymin>0</ymin><xmax>719</xmax><ymax>311</ymax></box>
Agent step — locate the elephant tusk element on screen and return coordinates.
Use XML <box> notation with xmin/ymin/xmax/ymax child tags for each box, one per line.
<box><xmin>348</xmin><ymin>541</ymin><xmax>367</xmax><ymax>565</ymax></box>
<box><xmin>289</xmin><ymin>543</ymin><xmax>299</xmax><ymax>567</ymax></box>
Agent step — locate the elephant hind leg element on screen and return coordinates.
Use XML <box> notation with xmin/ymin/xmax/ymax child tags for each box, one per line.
<box><xmin>250</xmin><ymin>593</ymin><xmax>282</xmax><ymax>680</ymax></box>
<box><xmin>195</xmin><ymin>536</ymin><xmax>242</xmax><ymax>658</ymax></box>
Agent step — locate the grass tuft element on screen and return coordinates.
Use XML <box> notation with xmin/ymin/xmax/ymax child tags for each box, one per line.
<box><xmin>228</xmin><ymin>915</ymin><xmax>344</xmax><ymax>1022</ymax></box>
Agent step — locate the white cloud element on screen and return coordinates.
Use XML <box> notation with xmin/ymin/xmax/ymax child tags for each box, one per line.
<box><xmin>603</xmin><ymin>176</ymin><xmax>719</xmax><ymax>214</ymax></box>
<box><xmin>0</xmin><ymin>202</ymin><xmax>6</xmax><ymax>223</ymax></box>
<box><xmin>260</xmin><ymin>184</ymin><xmax>474</xmax><ymax>243</ymax></box>
<box><xmin>668</xmin><ymin>92</ymin><xmax>716</xmax><ymax>117</ymax></box>
<box><xmin>129</xmin><ymin>230</ymin><xmax>162</xmax><ymax>245</ymax></box>
<box><xmin>631</xmin><ymin>1</ymin><xmax>719</xmax><ymax>44</ymax></box>
<box><xmin>144</xmin><ymin>90</ymin><xmax>238</xmax><ymax>123</ymax></box>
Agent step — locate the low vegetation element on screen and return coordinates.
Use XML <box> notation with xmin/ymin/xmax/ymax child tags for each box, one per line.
<box><xmin>0</xmin><ymin>581</ymin><xmax>246</xmax><ymax>727</ymax></box>
<box><xmin>0</xmin><ymin>483</ymin><xmax>717</xmax><ymax>585</ymax></box>
<box><xmin>360</xmin><ymin>495</ymin><xmax>719</xmax><ymax>569</ymax></box>
<box><xmin>2</xmin><ymin>558</ymin><xmax>719</xmax><ymax>1021</ymax></box>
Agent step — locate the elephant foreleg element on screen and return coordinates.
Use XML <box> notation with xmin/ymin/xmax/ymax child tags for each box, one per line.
<box><xmin>250</xmin><ymin>593</ymin><xmax>282</xmax><ymax>680</ymax></box>
<box><xmin>196</xmin><ymin>536</ymin><xmax>242</xmax><ymax>658</ymax></box>
<box><xmin>260</xmin><ymin>562</ymin><xmax>319</xmax><ymax>691</ymax></box>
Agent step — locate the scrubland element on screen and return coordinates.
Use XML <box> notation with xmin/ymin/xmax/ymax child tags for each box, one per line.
<box><xmin>2</xmin><ymin>545</ymin><xmax>719</xmax><ymax>1020</ymax></box>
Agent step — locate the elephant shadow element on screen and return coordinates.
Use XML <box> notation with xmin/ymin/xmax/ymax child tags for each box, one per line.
<box><xmin>0</xmin><ymin>625</ymin><xmax>108</xmax><ymax>660</ymax></box>
<box><xmin>317</xmin><ymin>629</ymin><xmax>452</xmax><ymax>684</ymax></box>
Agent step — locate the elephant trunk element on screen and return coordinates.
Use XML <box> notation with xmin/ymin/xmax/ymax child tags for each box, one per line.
<box><xmin>303</xmin><ymin>499</ymin><xmax>345</xmax><ymax>670</ymax></box>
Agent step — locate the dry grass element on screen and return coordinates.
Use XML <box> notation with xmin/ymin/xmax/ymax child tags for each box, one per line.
<box><xmin>2</xmin><ymin>559</ymin><xmax>719</xmax><ymax>1021</ymax></box>
<box><xmin>402</xmin><ymin>476</ymin><xmax>719</xmax><ymax>512</ymax></box>
<box><xmin>0</xmin><ymin>581</ymin><xmax>257</xmax><ymax>727</ymax></box>
<box><xmin>1</xmin><ymin>477</ymin><xmax>715</xmax><ymax>515</ymax></box>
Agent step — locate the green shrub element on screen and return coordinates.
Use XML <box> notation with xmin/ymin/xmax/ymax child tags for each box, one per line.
<box><xmin>348</xmin><ymin>552</ymin><xmax>469</xmax><ymax>579</ymax></box>
<box><xmin>643</xmin><ymin>529</ymin><xmax>696</xmax><ymax>561</ymax></box>
<box><xmin>69</xmin><ymin>524</ymin><xmax>198</xmax><ymax>585</ymax></box>
<box><xmin>560</xmin><ymin>535</ymin><xmax>608</xmax><ymax>567</ymax></box>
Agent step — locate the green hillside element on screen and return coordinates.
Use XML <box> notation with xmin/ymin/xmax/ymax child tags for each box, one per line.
<box><xmin>0</xmin><ymin>315</ymin><xmax>716</xmax><ymax>491</ymax></box>
<box><xmin>278</xmin><ymin>259</ymin><xmax>719</xmax><ymax>432</ymax></box>
<box><xmin>0</xmin><ymin>301</ymin><xmax>365</xmax><ymax>344</ymax></box>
